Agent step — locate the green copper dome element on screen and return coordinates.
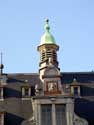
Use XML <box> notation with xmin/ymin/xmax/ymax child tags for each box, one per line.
<box><xmin>40</xmin><ymin>19</ymin><xmax>56</xmax><ymax>45</ymax></box>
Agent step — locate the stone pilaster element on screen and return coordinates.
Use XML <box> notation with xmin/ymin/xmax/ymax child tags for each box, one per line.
<box><xmin>52</xmin><ymin>104</ymin><xmax>56</xmax><ymax>125</ymax></box>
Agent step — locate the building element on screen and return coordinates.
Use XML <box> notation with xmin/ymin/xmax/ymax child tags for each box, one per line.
<box><xmin>0</xmin><ymin>19</ymin><xmax>94</xmax><ymax>125</ymax></box>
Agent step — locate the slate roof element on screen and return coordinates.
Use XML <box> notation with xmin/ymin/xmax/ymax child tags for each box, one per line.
<box><xmin>6</xmin><ymin>72</ymin><xmax>94</xmax><ymax>98</ymax></box>
<box><xmin>7</xmin><ymin>71</ymin><xmax>94</xmax><ymax>84</ymax></box>
<box><xmin>61</xmin><ymin>72</ymin><xmax>94</xmax><ymax>84</ymax></box>
<box><xmin>7</xmin><ymin>73</ymin><xmax>40</xmax><ymax>86</ymax></box>
<box><xmin>1</xmin><ymin>72</ymin><xmax>94</xmax><ymax>125</ymax></box>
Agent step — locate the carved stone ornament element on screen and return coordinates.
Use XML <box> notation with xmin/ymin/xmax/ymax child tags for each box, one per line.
<box><xmin>48</xmin><ymin>82</ymin><xmax>57</xmax><ymax>92</ymax></box>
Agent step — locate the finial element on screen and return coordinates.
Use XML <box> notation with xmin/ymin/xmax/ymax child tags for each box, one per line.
<box><xmin>73</xmin><ymin>78</ymin><xmax>77</xmax><ymax>82</ymax></box>
<box><xmin>44</xmin><ymin>18</ymin><xmax>50</xmax><ymax>32</ymax></box>
<box><xmin>0</xmin><ymin>52</ymin><xmax>4</xmax><ymax>75</ymax></box>
<box><xmin>45</xmin><ymin>18</ymin><xmax>49</xmax><ymax>23</ymax></box>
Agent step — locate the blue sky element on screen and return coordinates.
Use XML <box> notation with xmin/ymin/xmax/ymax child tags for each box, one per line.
<box><xmin>0</xmin><ymin>0</ymin><xmax>94</xmax><ymax>73</ymax></box>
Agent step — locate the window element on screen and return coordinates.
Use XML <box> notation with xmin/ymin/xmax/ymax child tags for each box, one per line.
<box><xmin>74</xmin><ymin>87</ymin><xmax>78</xmax><ymax>96</ymax></box>
<box><xmin>41</xmin><ymin>104</ymin><xmax>66</xmax><ymax>125</ymax></box>
<box><xmin>0</xmin><ymin>75</ymin><xmax>7</xmax><ymax>85</ymax></box>
<box><xmin>0</xmin><ymin>87</ymin><xmax>4</xmax><ymax>100</ymax></box>
<box><xmin>70</xmin><ymin>78</ymin><xmax>80</xmax><ymax>96</ymax></box>
<box><xmin>41</xmin><ymin>51</ymin><xmax>46</xmax><ymax>61</ymax></box>
<box><xmin>71</xmin><ymin>86</ymin><xmax>80</xmax><ymax>96</ymax></box>
<box><xmin>24</xmin><ymin>88</ymin><xmax>29</xmax><ymax>96</ymax></box>
<box><xmin>21</xmin><ymin>87</ymin><xmax>31</xmax><ymax>97</ymax></box>
<box><xmin>41</xmin><ymin>105</ymin><xmax>52</xmax><ymax>125</ymax></box>
<box><xmin>56</xmin><ymin>105</ymin><xmax>66</xmax><ymax>125</ymax></box>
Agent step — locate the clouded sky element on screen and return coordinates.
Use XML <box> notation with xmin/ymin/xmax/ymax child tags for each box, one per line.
<box><xmin>0</xmin><ymin>0</ymin><xmax>94</xmax><ymax>73</ymax></box>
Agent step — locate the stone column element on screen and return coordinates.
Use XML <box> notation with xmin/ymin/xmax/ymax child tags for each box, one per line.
<box><xmin>52</xmin><ymin>104</ymin><xmax>56</xmax><ymax>125</ymax></box>
<box><xmin>28</xmin><ymin>88</ymin><xmax>31</xmax><ymax>96</ymax></box>
<box><xmin>78</xmin><ymin>87</ymin><xmax>80</xmax><ymax>96</ymax></box>
<box><xmin>38</xmin><ymin>104</ymin><xmax>41</xmax><ymax>125</ymax></box>
<box><xmin>22</xmin><ymin>88</ymin><xmax>25</xmax><ymax>96</ymax></box>
<box><xmin>33</xmin><ymin>102</ymin><xmax>41</xmax><ymax>125</ymax></box>
<box><xmin>0</xmin><ymin>113</ymin><xmax>4</xmax><ymax>125</ymax></box>
<box><xmin>71</xmin><ymin>87</ymin><xmax>74</xmax><ymax>95</ymax></box>
<box><xmin>66</xmin><ymin>100</ymin><xmax>74</xmax><ymax>125</ymax></box>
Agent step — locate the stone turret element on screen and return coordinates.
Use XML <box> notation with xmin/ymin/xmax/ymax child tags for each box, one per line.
<box><xmin>38</xmin><ymin>19</ymin><xmax>59</xmax><ymax>77</ymax></box>
<box><xmin>37</xmin><ymin>19</ymin><xmax>63</xmax><ymax>96</ymax></box>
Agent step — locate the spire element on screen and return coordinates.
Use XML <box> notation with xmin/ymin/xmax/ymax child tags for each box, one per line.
<box><xmin>0</xmin><ymin>53</ymin><xmax>4</xmax><ymax>75</ymax></box>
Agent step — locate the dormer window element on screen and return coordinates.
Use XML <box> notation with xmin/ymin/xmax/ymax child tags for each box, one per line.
<box><xmin>0</xmin><ymin>75</ymin><xmax>7</xmax><ymax>100</ymax></box>
<box><xmin>70</xmin><ymin>78</ymin><xmax>80</xmax><ymax>96</ymax></box>
<box><xmin>0</xmin><ymin>87</ymin><xmax>4</xmax><ymax>100</ymax></box>
<box><xmin>74</xmin><ymin>87</ymin><xmax>78</xmax><ymax>95</ymax></box>
<box><xmin>0</xmin><ymin>75</ymin><xmax>7</xmax><ymax>85</ymax></box>
<box><xmin>21</xmin><ymin>86</ymin><xmax>31</xmax><ymax>98</ymax></box>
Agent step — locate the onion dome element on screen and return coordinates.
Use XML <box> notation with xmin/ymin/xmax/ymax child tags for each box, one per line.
<box><xmin>40</xmin><ymin>19</ymin><xmax>56</xmax><ymax>45</ymax></box>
